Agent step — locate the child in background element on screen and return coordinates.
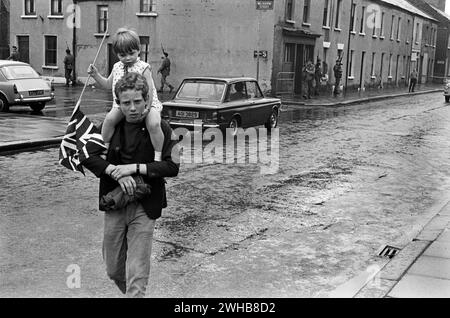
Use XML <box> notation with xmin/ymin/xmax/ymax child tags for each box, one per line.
<box><xmin>88</xmin><ymin>27</ymin><xmax>164</xmax><ymax>161</ymax></box>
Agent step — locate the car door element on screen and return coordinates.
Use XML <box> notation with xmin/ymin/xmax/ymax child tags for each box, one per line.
<box><xmin>246</xmin><ymin>81</ymin><xmax>269</xmax><ymax>126</ymax></box>
<box><xmin>223</xmin><ymin>81</ymin><xmax>252</xmax><ymax>127</ymax></box>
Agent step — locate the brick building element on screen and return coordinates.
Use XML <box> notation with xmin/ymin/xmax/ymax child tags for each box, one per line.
<box><xmin>8</xmin><ymin>0</ymin><xmax>441</xmax><ymax>95</ymax></box>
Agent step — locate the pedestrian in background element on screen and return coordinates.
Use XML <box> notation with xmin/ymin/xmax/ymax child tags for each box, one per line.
<box><xmin>7</xmin><ymin>46</ymin><xmax>19</xmax><ymax>61</ymax></box>
<box><xmin>82</xmin><ymin>72</ymin><xmax>179</xmax><ymax>297</ymax></box>
<box><xmin>157</xmin><ymin>52</ymin><xmax>174</xmax><ymax>93</ymax></box>
<box><xmin>303</xmin><ymin>60</ymin><xmax>315</xmax><ymax>99</ymax></box>
<box><xmin>63</xmin><ymin>49</ymin><xmax>74</xmax><ymax>86</ymax></box>
<box><xmin>314</xmin><ymin>58</ymin><xmax>322</xmax><ymax>96</ymax></box>
<box><xmin>333</xmin><ymin>58</ymin><xmax>343</xmax><ymax>96</ymax></box>
<box><xmin>409</xmin><ymin>69</ymin><xmax>418</xmax><ymax>93</ymax></box>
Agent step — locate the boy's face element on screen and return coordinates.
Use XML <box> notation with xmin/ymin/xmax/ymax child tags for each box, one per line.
<box><xmin>118</xmin><ymin>89</ymin><xmax>147</xmax><ymax>123</ymax></box>
<box><xmin>117</xmin><ymin>49</ymin><xmax>140</xmax><ymax>66</ymax></box>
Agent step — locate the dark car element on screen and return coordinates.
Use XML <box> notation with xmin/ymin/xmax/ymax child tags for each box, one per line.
<box><xmin>161</xmin><ymin>77</ymin><xmax>281</xmax><ymax>134</ymax></box>
<box><xmin>0</xmin><ymin>60</ymin><xmax>54</xmax><ymax>112</ymax></box>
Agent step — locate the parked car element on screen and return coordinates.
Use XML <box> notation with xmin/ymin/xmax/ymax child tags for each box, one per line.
<box><xmin>161</xmin><ymin>77</ymin><xmax>281</xmax><ymax>135</ymax></box>
<box><xmin>444</xmin><ymin>78</ymin><xmax>450</xmax><ymax>103</ymax></box>
<box><xmin>0</xmin><ymin>60</ymin><xmax>54</xmax><ymax>112</ymax></box>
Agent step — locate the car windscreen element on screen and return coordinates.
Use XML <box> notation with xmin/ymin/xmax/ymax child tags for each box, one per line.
<box><xmin>1</xmin><ymin>65</ymin><xmax>40</xmax><ymax>80</ymax></box>
<box><xmin>177</xmin><ymin>81</ymin><xmax>225</xmax><ymax>102</ymax></box>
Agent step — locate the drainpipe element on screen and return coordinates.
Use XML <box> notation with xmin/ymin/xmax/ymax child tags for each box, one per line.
<box><xmin>72</xmin><ymin>0</ymin><xmax>77</xmax><ymax>82</ymax></box>
<box><xmin>344</xmin><ymin>0</ymin><xmax>354</xmax><ymax>96</ymax></box>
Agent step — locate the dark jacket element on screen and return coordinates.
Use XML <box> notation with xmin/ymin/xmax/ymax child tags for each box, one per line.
<box><xmin>158</xmin><ymin>57</ymin><xmax>171</xmax><ymax>76</ymax></box>
<box><xmin>82</xmin><ymin>119</ymin><xmax>179</xmax><ymax>218</ymax></box>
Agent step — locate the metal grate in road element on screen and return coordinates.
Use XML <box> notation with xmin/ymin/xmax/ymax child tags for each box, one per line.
<box><xmin>377</xmin><ymin>245</ymin><xmax>401</xmax><ymax>259</ymax></box>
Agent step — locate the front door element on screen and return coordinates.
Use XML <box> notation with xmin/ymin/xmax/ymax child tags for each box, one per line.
<box><xmin>17</xmin><ymin>35</ymin><xmax>29</xmax><ymax>63</ymax></box>
<box><xmin>294</xmin><ymin>44</ymin><xmax>304</xmax><ymax>95</ymax></box>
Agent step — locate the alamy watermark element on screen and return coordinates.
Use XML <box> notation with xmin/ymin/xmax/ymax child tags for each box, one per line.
<box><xmin>171</xmin><ymin>121</ymin><xmax>280</xmax><ymax>175</ymax></box>
<box><xmin>66</xmin><ymin>264</ymin><xmax>81</xmax><ymax>289</ymax></box>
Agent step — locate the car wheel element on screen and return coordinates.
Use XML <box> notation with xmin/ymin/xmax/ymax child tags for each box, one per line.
<box><xmin>446</xmin><ymin>96</ymin><xmax>450</xmax><ymax>103</ymax></box>
<box><xmin>0</xmin><ymin>96</ymin><xmax>9</xmax><ymax>112</ymax></box>
<box><xmin>228</xmin><ymin>117</ymin><xmax>240</xmax><ymax>136</ymax></box>
<box><xmin>30</xmin><ymin>102</ymin><xmax>46</xmax><ymax>112</ymax></box>
<box><xmin>265</xmin><ymin>108</ymin><xmax>279</xmax><ymax>131</ymax></box>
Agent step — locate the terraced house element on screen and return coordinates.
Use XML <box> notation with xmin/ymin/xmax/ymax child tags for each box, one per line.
<box><xmin>6</xmin><ymin>0</ymin><xmax>443</xmax><ymax>96</ymax></box>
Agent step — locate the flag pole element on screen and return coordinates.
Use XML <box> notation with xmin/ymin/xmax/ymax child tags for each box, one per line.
<box><xmin>72</xmin><ymin>27</ymin><xmax>109</xmax><ymax>116</ymax></box>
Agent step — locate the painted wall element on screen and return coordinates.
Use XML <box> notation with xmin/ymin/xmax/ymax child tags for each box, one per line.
<box><xmin>0</xmin><ymin>0</ymin><xmax>10</xmax><ymax>59</ymax></box>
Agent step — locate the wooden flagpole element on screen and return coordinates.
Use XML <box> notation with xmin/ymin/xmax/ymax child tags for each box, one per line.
<box><xmin>72</xmin><ymin>28</ymin><xmax>109</xmax><ymax>116</ymax></box>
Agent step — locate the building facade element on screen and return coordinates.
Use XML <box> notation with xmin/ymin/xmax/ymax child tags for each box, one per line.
<box><xmin>0</xmin><ymin>0</ymin><xmax>10</xmax><ymax>59</ymax></box>
<box><xmin>8</xmin><ymin>0</ymin><xmax>440</xmax><ymax>95</ymax></box>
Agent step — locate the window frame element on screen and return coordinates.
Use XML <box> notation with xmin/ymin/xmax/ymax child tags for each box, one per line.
<box><xmin>285</xmin><ymin>0</ymin><xmax>294</xmax><ymax>22</ymax></box>
<box><xmin>24</xmin><ymin>0</ymin><xmax>36</xmax><ymax>16</ymax></box>
<box><xmin>322</xmin><ymin>0</ymin><xmax>331</xmax><ymax>27</ymax></box>
<box><xmin>97</xmin><ymin>5</ymin><xmax>109</xmax><ymax>34</ymax></box>
<box><xmin>335</xmin><ymin>0</ymin><xmax>342</xmax><ymax>29</ymax></box>
<box><xmin>303</xmin><ymin>0</ymin><xmax>311</xmax><ymax>24</ymax></box>
<box><xmin>140</xmin><ymin>0</ymin><xmax>154</xmax><ymax>13</ymax></box>
<box><xmin>44</xmin><ymin>35</ymin><xmax>58</xmax><ymax>67</ymax></box>
<box><xmin>359</xmin><ymin>6</ymin><xmax>366</xmax><ymax>34</ymax></box>
<box><xmin>50</xmin><ymin>0</ymin><xmax>63</xmax><ymax>16</ymax></box>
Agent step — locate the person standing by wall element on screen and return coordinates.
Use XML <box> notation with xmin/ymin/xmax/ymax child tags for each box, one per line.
<box><xmin>333</xmin><ymin>58</ymin><xmax>343</xmax><ymax>96</ymax></box>
<box><xmin>409</xmin><ymin>69</ymin><xmax>418</xmax><ymax>93</ymax></box>
<box><xmin>314</xmin><ymin>58</ymin><xmax>322</xmax><ymax>96</ymax></box>
<box><xmin>64</xmin><ymin>49</ymin><xmax>75</xmax><ymax>86</ymax></box>
<box><xmin>7</xmin><ymin>46</ymin><xmax>19</xmax><ymax>61</ymax></box>
<box><xmin>157</xmin><ymin>52</ymin><xmax>174</xmax><ymax>93</ymax></box>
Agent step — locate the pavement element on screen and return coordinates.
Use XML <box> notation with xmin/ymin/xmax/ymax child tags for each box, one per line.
<box><xmin>1</xmin><ymin>82</ymin><xmax>449</xmax><ymax>298</ymax></box>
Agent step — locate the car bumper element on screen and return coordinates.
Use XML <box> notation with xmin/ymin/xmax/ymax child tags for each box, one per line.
<box><xmin>14</xmin><ymin>93</ymin><xmax>54</xmax><ymax>103</ymax></box>
<box><xmin>164</xmin><ymin>118</ymin><xmax>221</xmax><ymax>129</ymax></box>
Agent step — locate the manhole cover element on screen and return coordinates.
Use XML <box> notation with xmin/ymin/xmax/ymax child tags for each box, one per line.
<box><xmin>377</xmin><ymin>245</ymin><xmax>401</xmax><ymax>259</ymax></box>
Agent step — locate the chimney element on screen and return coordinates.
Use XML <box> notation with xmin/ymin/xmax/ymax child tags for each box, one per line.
<box><xmin>422</xmin><ymin>0</ymin><xmax>446</xmax><ymax>11</ymax></box>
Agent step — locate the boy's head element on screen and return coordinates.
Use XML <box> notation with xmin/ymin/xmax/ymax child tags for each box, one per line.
<box><xmin>112</xmin><ymin>27</ymin><xmax>141</xmax><ymax>56</ymax></box>
<box><xmin>115</xmin><ymin>72</ymin><xmax>149</xmax><ymax>123</ymax></box>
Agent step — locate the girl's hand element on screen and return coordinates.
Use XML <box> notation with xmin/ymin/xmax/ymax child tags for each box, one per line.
<box><xmin>118</xmin><ymin>176</ymin><xmax>137</xmax><ymax>196</ymax></box>
<box><xmin>111</xmin><ymin>164</ymin><xmax>136</xmax><ymax>180</ymax></box>
<box><xmin>138</xmin><ymin>107</ymin><xmax>150</xmax><ymax>121</ymax></box>
<box><xmin>87</xmin><ymin>64</ymin><xmax>98</xmax><ymax>76</ymax></box>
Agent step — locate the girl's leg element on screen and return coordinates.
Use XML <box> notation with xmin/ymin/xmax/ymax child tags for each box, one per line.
<box><xmin>102</xmin><ymin>107</ymin><xmax>124</xmax><ymax>148</ymax></box>
<box><xmin>145</xmin><ymin>108</ymin><xmax>164</xmax><ymax>161</ymax></box>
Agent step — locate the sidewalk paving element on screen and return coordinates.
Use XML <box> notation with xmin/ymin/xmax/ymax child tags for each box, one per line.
<box><xmin>279</xmin><ymin>83</ymin><xmax>443</xmax><ymax>107</ymax></box>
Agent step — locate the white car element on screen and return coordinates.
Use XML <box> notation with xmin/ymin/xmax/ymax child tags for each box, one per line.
<box><xmin>0</xmin><ymin>60</ymin><xmax>54</xmax><ymax>112</ymax></box>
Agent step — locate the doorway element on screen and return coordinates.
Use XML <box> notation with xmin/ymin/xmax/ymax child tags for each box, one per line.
<box><xmin>294</xmin><ymin>44</ymin><xmax>314</xmax><ymax>95</ymax></box>
<box><xmin>108</xmin><ymin>43</ymin><xmax>119</xmax><ymax>76</ymax></box>
<box><xmin>17</xmin><ymin>35</ymin><xmax>29</xmax><ymax>63</ymax></box>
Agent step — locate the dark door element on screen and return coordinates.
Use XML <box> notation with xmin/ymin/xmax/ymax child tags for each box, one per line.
<box><xmin>17</xmin><ymin>36</ymin><xmax>29</xmax><ymax>63</ymax></box>
<box><xmin>294</xmin><ymin>44</ymin><xmax>304</xmax><ymax>95</ymax></box>
<box><xmin>108</xmin><ymin>43</ymin><xmax>119</xmax><ymax>76</ymax></box>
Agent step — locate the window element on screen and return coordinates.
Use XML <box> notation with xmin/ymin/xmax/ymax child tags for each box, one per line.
<box><xmin>24</xmin><ymin>0</ymin><xmax>35</xmax><ymax>15</ymax></box>
<box><xmin>397</xmin><ymin>17</ymin><xmax>401</xmax><ymax>41</ymax></box>
<box><xmin>350</xmin><ymin>3</ymin><xmax>356</xmax><ymax>32</ymax></box>
<box><xmin>284</xmin><ymin>43</ymin><xmax>295</xmax><ymax>63</ymax></box>
<box><xmin>98</xmin><ymin>5</ymin><xmax>108</xmax><ymax>33</ymax></box>
<box><xmin>426</xmin><ymin>25</ymin><xmax>429</xmax><ymax>44</ymax></box>
<box><xmin>335</xmin><ymin>0</ymin><xmax>342</xmax><ymax>29</ymax></box>
<box><xmin>323</xmin><ymin>0</ymin><xmax>331</xmax><ymax>27</ymax></box>
<box><xmin>403</xmin><ymin>56</ymin><xmax>406</xmax><ymax>77</ymax></box>
<box><xmin>286</xmin><ymin>0</ymin><xmax>294</xmax><ymax>21</ymax></box>
<box><xmin>390</xmin><ymin>15</ymin><xmax>395</xmax><ymax>39</ymax></box>
<box><xmin>51</xmin><ymin>0</ymin><xmax>63</xmax><ymax>15</ymax></box>
<box><xmin>415</xmin><ymin>22</ymin><xmax>420</xmax><ymax>43</ymax></box>
<box><xmin>360</xmin><ymin>6</ymin><xmax>366</xmax><ymax>34</ymax></box>
<box><xmin>371</xmin><ymin>52</ymin><xmax>376</xmax><ymax>76</ymax></box>
<box><xmin>388</xmin><ymin>54</ymin><xmax>393</xmax><ymax>77</ymax></box>
<box><xmin>349</xmin><ymin>50</ymin><xmax>354</xmax><ymax>78</ymax></box>
<box><xmin>372</xmin><ymin>11</ymin><xmax>377</xmax><ymax>36</ymax></box>
<box><xmin>140</xmin><ymin>0</ymin><xmax>154</xmax><ymax>13</ymax></box>
<box><xmin>380</xmin><ymin>12</ymin><xmax>385</xmax><ymax>37</ymax></box>
<box><xmin>139</xmin><ymin>36</ymin><xmax>149</xmax><ymax>62</ymax></box>
<box><xmin>407</xmin><ymin>19</ymin><xmax>410</xmax><ymax>42</ymax></box>
<box><xmin>246</xmin><ymin>81</ymin><xmax>263</xmax><ymax>99</ymax></box>
<box><xmin>44</xmin><ymin>35</ymin><xmax>57</xmax><ymax>66</ymax></box>
<box><xmin>303</xmin><ymin>0</ymin><xmax>310</xmax><ymax>24</ymax></box>
<box><xmin>380</xmin><ymin>53</ymin><xmax>385</xmax><ymax>78</ymax></box>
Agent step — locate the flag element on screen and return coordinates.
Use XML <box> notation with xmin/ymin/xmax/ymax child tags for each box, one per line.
<box><xmin>59</xmin><ymin>107</ymin><xmax>107</xmax><ymax>175</ymax></box>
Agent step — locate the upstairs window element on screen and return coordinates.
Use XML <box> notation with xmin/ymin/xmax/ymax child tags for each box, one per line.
<box><xmin>303</xmin><ymin>0</ymin><xmax>310</xmax><ymax>24</ymax></box>
<box><xmin>24</xmin><ymin>0</ymin><xmax>36</xmax><ymax>15</ymax></box>
<box><xmin>335</xmin><ymin>0</ymin><xmax>342</xmax><ymax>29</ymax></box>
<box><xmin>360</xmin><ymin>6</ymin><xmax>366</xmax><ymax>34</ymax></box>
<box><xmin>98</xmin><ymin>5</ymin><xmax>108</xmax><ymax>33</ymax></box>
<box><xmin>140</xmin><ymin>0</ymin><xmax>154</xmax><ymax>13</ymax></box>
<box><xmin>286</xmin><ymin>0</ymin><xmax>294</xmax><ymax>21</ymax></box>
<box><xmin>390</xmin><ymin>15</ymin><xmax>395</xmax><ymax>39</ymax></box>
<box><xmin>396</xmin><ymin>17</ymin><xmax>401</xmax><ymax>40</ymax></box>
<box><xmin>51</xmin><ymin>0</ymin><xmax>63</xmax><ymax>16</ymax></box>
<box><xmin>323</xmin><ymin>0</ymin><xmax>331</xmax><ymax>27</ymax></box>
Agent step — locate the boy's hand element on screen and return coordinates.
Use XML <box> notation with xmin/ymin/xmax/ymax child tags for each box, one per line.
<box><xmin>87</xmin><ymin>64</ymin><xmax>98</xmax><ymax>76</ymax></box>
<box><xmin>118</xmin><ymin>176</ymin><xmax>137</xmax><ymax>196</ymax></box>
<box><xmin>111</xmin><ymin>164</ymin><xmax>136</xmax><ymax>180</ymax></box>
<box><xmin>138</xmin><ymin>108</ymin><xmax>150</xmax><ymax>121</ymax></box>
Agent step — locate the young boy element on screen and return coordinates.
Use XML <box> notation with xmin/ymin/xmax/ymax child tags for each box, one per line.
<box><xmin>88</xmin><ymin>27</ymin><xmax>164</xmax><ymax>161</ymax></box>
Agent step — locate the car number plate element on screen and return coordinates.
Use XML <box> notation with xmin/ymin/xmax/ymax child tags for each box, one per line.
<box><xmin>176</xmin><ymin>110</ymin><xmax>199</xmax><ymax>118</ymax></box>
<box><xmin>29</xmin><ymin>90</ymin><xmax>44</xmax><ymax>96</ymax></box>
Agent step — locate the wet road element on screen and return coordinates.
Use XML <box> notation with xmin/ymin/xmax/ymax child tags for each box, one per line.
<box><xmin>2</xmin><ymin>92</ymin><xmax>450</xmax><ymax>297</ymax></box>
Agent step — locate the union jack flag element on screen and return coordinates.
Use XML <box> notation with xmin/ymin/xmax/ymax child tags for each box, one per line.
<box><xmin>59</xmin><ymin>105</ymin><xmax>107</xmax><ymax>175</ymax></box>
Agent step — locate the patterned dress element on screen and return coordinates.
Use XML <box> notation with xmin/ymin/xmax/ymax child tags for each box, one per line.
<box><xmin>111</xmin><ymin>58</ymin><xmax>163</xmax><ymax>111</ymax></box>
